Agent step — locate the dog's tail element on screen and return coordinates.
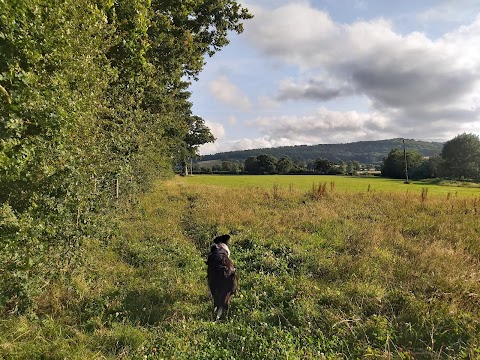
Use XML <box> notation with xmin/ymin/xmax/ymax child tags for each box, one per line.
<box><xmin>214</xmin><ymin>292</ymin><xmax>233</xmax><ymax>321</ymax></box>
<box><xmin>215</xmin><ymin>306</ymin><xmax>224</xmax><ymax>320</ymax></box>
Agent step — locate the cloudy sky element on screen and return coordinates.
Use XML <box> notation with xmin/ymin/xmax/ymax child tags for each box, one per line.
<box><xmin>189</xmin><ymin>0</ymin><xmax>480</xmax><ymax>155</ymax></box>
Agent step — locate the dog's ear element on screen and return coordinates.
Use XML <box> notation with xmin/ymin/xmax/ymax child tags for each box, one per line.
<box><xmin>210</xmin><ymin>244</ymin><xmax>218</xmax><ymax>253</ymax></box>
<box><xmin>213</xmin><ymin>234</ymin><xmax>231</xmax><ymax>245</ymax></box>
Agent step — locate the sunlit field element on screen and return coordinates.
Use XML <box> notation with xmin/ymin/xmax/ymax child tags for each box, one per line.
<box><xmin>2</xmin><ymin>176</ymin><xmax>479</xmax><ymax>359</ymax></box>
<box><xmin>184</xmin><ymin>174</ymin><xmax>480</xmax><ymax>198</ymax></box>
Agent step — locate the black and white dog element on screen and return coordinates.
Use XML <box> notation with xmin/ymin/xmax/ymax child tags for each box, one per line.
<box><xmin>205</xmin><ymin>234</ymin><xmax>238</xmax><ymax>320</ymax></box>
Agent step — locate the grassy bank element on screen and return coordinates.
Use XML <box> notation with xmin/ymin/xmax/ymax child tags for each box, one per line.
<box><xmin>1</xmin><ymin>177</ymin><xmax>479</xmax><ymax>358</ymax></box>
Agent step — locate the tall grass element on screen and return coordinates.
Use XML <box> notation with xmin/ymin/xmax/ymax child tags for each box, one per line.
<box><xmin>1</xmin><ymin>177</ymin><xmax>479</xmax><ymax>359</ymax></box>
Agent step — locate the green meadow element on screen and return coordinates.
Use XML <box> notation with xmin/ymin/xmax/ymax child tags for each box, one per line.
<box><xmin>2</xmin><ymin>175</ymin><xmax>480</xmax><ymax>359</ymax></box>
<box><xmin>184</xmin><ymin>174</ymin><xmax>480</xmax><ymax>198</ymax></box>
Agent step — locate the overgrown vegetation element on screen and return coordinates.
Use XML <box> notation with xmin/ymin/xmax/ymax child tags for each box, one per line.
<box><xmin>1</xmin><ymin>177</ymin><xmax>479</xmax><ymax>358</ymax></box>
<box><xmin>0</xmin><ymin>0</ymin><xmax>251</xmax><ymax>314</ymax></box>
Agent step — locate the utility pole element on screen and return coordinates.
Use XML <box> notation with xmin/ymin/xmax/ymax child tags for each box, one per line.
<box><xmin>403</xmin><ymin>139</ymin><xmax>409</xmax><ymax>183</ymax></box>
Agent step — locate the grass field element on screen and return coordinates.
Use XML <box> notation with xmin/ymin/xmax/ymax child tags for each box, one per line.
<box><xmin>1</xmin><ymin>175</ymin><xmax>480</xmax><ymax>359</ymax></box>
<box><xmin>184</xmin><ymin>174</ymin><xmax>480</xmax><ymax>198</ymax></box>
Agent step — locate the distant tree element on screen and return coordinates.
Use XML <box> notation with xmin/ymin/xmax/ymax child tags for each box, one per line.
<box><xmin>277</xmin><ymin>156</ymin><xmax>294</xmax><ymax>174</ymax></box>
<box><xmin>221</xmin><ymin>161</ymin><xmax>231</xmax><ymax>172</ymax></box>
<box><xmin>292</xmin><ymin>160</ymin><xmax>308</xmax><ymax>172</ymax></box>
<box><xmin>314</xmin><ymin>158</ymin><xmax>333</xmax><ymax>174</ymax></box>
<box><xmin>410</xmin><ymin>155</ymin><xmax>444</xmax><ymax>180</ymax></box>
<box><xmin>346</xmin><ymin>161</ymin><xmax>355</xmax><ymax>174</ymax></box>
<box><xmin>244</xmin><ymin>156</ymin><xmax>259</xmax><ymax>174</ymax></box>
<box><xmin>353</xmin><ymin>161</ymin><xmax>361</xmax><ymax>172</ymax></box>
<box><xmin>381</xmin><ymin>149</ymin><xmax>424</xmax><ymax>179</ymax></box>
<box><xmin>441</xmin><ymin>133</ymin><xmax>480</xmax><ymax>179</ymax></box>
<box><xmin>256</xmin><ymin>154</ymin><xmax>277</xmax><ymax>174</ymax></box>
<box><xmin>222</xmin><ymin>161</ymin><xmax>241</xmax><ymax>173</ymax></box>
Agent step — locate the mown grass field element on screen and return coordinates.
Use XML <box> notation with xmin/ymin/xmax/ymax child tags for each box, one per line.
<box><xmin>1</xmin><ymin>175</ymin><xmax>480</xmax><ymax>359</ymax></box>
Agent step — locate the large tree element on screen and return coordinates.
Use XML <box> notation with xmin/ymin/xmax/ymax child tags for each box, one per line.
<box><xmin>244</xmin><ymin>156</ymin><xmax>259</xmax><ymax>174</ymax></box>
<box><xmin>277</xmin><ymin>156</ymin><xmax>294</xmax><ymax>174</ymax></box>
<box><xmin>381</xmin><ymin>149</ymin><xmax>424</xmax><ymax>179</ymax></box>
<box><xmin>256</xmin><ymin>154</ymin><xmax>277</xmax><ymax>174</ymax></box>
<box><xmin>441</xmin><ymin>133</ymin><xmax>480</xmax><ymax>179</ymax></box>
<box><xmin>314</xmin><ymin>158</ymin><xmax>334</xmax><ymax>174</ymax></box>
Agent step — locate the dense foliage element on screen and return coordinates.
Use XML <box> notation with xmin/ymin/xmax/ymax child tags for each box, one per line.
<box><xmin>442</xmin><ymin>133</ymin><xmax>480</xmax><ymax>179</ymax></box>
<box><xmin>381</xmin><ymin>134</ymin><xmax>480</xmax><ymax>181</ymax></box>
<box><xmin>197</xmin><ymin>156</ymin><xmax>363</xmax><ymax>175</ymax></box>
<box><xmin>0</xmin><ymin>0</ymin><xmax>251</xmax><ymax>314</ymax></box>
<box><xmin>380</xmin><ymin>148</ymin><xmax>424</xmax><ymax>180</ymax></box>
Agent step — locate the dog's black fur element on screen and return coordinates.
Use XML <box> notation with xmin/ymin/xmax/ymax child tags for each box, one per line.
<box><xmin>205</xmin><ymin>234</ymin><xmax>237</xmax><ymax>320</ymax></box>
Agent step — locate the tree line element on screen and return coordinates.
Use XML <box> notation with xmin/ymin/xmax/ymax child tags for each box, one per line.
<box><xmin>0</xmin><ymin>0</ymin><xmax>251</xmax><ymax>314</ymax></box>
<box><xmin>195</xmin><ymin>155</ymin><xmax>367</xmax><ymax>175</ymax></box>
<box><xmin>196</xmin><ymin>133</ymin><xmax>480</xmax><ymax>181</ymax></box>
<box><xmin>381</xmin><ymin>133</ymin><xmax>480</xmax><ymax>181</ymax></box>
<box><xmin>201</xmin><ymin>138</ymin><xmax>443</xmax><ymax>164</ymax></box>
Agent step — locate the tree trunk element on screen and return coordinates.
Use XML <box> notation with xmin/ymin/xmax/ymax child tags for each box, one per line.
<box><xmin>181</xmin><ymin>160</ymin><xmax>189</xmax><ymax>176</ymax></box>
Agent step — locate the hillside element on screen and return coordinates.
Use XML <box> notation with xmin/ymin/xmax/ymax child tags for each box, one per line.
<box><xmin>201</xmin><ymin>138</ymin><xmax>443</xmax><ymax>164</ymax></box>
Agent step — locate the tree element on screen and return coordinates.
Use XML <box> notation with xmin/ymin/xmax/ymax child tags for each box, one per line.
<box><xmin>381</xmin><ymin>149</ymin><xmax>424</xmax><ymax>179</ymax></box>
<box><xmin>410</xmin><ymin>155</ymin><xmax>444</xmax><ymax>180</ymax></box>
<box><xmin>346</xmin><ymin>161</ymin><xmax>354</xmax><ymax>174</ymax></box>
<box><xmin>353</xmin><ymin>161</ymin><xmax>361</xmax><ymax>172</ymax></box>
<box><xmin>0</xmin><ymin>0</ymin><xmax>113</xmax><ymax>312</ymax></box>
<box><xmin>441</xmin><ymin>133</ymin><xmax>480</xmax><ymax>179</ymax></box>
<box><xmin>245</xmin><ymin>156</ymin><xmax>259</xmax><ymax>174</ymax></box>
<box><xmin>277</xmin><ymin>156</ymin><xmax>293</xmax><ymax>174</ymax></box>
<box><xmin>221</xmin><ymin>161</ymin><xmax>241</xmax><ymax>173</ymax></box>
<box><xmin>314</xmin><ymin>158</ymin><xmax>333</xmax><ymax>174</ymax></box>
<box><xmin>256</xmin><ymin>154</ymin><xmax>277</xmax><ymax>174</ymax></box>
<box><xmin>179</xmin><ymin>116</ymin><xmax>215</xmax><ymax>176</ymax></box>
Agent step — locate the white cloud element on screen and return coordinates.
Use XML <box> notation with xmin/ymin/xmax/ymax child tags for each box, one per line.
<box><xmin>199</xmin><ymin>135</ymin><xmax>304</xmax><ymax>155</ymax></box>
<box><xmin>200</xmin><ymin>105</ymin><xmax>478</xmax><ymax>155</ymax></box>
<box><xmin>250</xmin><ymin>107</ymin><xmax>391</xmax><ymax>144</ymax></box>
<box><xmin>208</xmin><ymin>75</ymin><xmax>252</xmax><ymax>110</ymax></box>
<box><xmin>417</xmin><ymin>0</ymin><xmax>480</xmax><ymax>24</ymax></box>
<box><xmin>246</xmin><ymin>3</ymin><xmax>480</xmax><ymax>140</ymax></box>
<box><xmin>198</xmin><ymin>121</ymin><xmax>225</xmax><ymax>155</ymax></box>
<box><xmin>205</xmin><ymin>120</ymin><xmax>225</xmax><ymax>139</ymax></box>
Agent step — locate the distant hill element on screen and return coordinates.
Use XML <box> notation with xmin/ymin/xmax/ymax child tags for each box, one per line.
<box><xmin>200</xmin><ymin>138</ymin><xmax>443</xmax><ymax>164</ymax></box>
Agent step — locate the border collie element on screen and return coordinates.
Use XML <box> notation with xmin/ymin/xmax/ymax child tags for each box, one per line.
<box><xmin>205</xmin><ymin>234</ymin><xmax>238</xmax><ymax>320</ymax></box>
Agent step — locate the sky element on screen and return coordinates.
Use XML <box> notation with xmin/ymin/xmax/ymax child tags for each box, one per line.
<box><xmin>189</xmin><ymin>0</ymin><xmax>480</xmax><ymax>155</ymax></box>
